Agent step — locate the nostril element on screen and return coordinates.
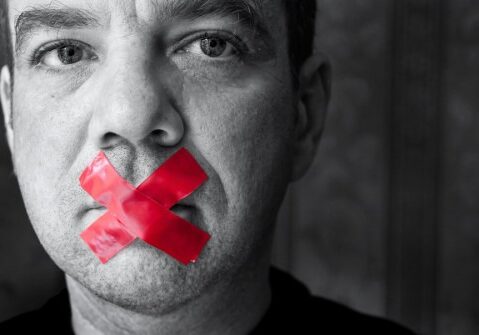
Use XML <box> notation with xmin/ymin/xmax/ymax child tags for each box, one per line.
<box><xmin>150</xmin><ymin>129</ymin><xmax>180</xmax><ymax>146</ymax></box>
<box><xmin>151</xmin><ymin>129</ymin><xmax>165</xmax><ymax>137</ymax></box>
<box><xmin>101</xmin><ymin>132</ymin><xmax>121</xmax><ymax>147</ymax></box>
<box><xmin>150</xmin><ymin>129</ymin><xmax>169</xmax><ymax>143</ymax></box>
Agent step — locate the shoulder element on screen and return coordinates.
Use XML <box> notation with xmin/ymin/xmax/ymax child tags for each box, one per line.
<box><xmin>304</xmin><ymin>295</ymin><xmax>417</xmax><ymax>334</ymax></box>
<box><xmin>0</xmin><ymin>289</ymin><xmax>73</xmax><ymax>334</ymax></box>
<box><xmin>252</xmin><ymin>267</ymin><xmax>417</xmax><ymax>334</ymax></box>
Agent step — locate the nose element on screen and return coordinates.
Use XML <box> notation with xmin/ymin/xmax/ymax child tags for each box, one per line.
<box><xmin>88</xmin><ymin>41</ymin><xmax>184</xmax><ymax>149</ymax></box>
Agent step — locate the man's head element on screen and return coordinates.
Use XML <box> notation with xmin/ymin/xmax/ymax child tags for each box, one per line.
<box><xmin>0</xmin><ymin>0</ymin><xmax>329</xmax><ymax>314</ymax></box>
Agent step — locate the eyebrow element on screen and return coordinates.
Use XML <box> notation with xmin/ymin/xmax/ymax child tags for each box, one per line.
<box><xmin>14</xmin><ymin>0</ymin><xmax>270</xmax><ymax>55</ymax></box>
<box><xmin>14</xmin><ymin>7</ymin><xmax>100</xmax><ymax>54</ymax></box>
<box><xmin>164</xmin><ymin>0</ymin><xmax>268</xmax><ymax>34</ymax></box>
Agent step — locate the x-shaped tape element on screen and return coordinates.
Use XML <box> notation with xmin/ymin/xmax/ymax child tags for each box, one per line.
<box><xmin>79</xmin><ymin>148</ymin><xmax>210</xmax><ymax>264</ymax></box>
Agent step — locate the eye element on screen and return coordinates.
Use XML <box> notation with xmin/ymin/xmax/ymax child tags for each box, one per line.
<box><xmin>31</xmin><ymin>40</ymin><xmax>97</xmax><ymax>68</ymax></box>
<box><xmin>199</xmin><ymin>37</ymin><xmax>232</xmax><ymax>57</ymax></box>
<box><xmin>54</xmin><ymin>45</ymin><xmax>84</xmax><ymax>65</ymax></box>
<box><xmin>181</xmin><ymin>34</ymin><xmax>245</xmax><ymax>59</ymax></box>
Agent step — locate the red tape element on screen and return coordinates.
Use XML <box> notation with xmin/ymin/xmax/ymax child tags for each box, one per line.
<box><xmin>79</xmin><ymin>148</ymin><xmax>210</xmax><ymax>265</ymax></box>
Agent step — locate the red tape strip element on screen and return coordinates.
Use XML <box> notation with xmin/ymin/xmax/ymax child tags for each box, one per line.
<box><xmin>79</xmin><ymin>148</ymin><xmax>210</xmax><ymax>265</ymax></box>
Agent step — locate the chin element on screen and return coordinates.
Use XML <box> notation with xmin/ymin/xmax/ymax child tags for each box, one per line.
<box><xmin>63</xmin><ymin>235</ymin><xmax>243</xmax><ymax>315</ymax></box>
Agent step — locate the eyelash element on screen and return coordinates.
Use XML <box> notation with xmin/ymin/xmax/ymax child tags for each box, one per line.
<box><xmin>27</xmin><ymin>31</ymin><xmax>250</xmax><ymax>68</ymax></box>
<box><xmin>175</xmin><ymin>31</ymin><xmax>250</xmax><ymax>56</ymax></box>
<box><xmin>28</xmin><ymin>39</ymin><xmax>94</xmax><ymax>66</ymax></box>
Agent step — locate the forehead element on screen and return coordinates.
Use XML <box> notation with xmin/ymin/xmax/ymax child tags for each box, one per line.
<box><xmin>7</xmin><ymin>0</ymin><xmax>286</xmax><ymax>41</ymax></box>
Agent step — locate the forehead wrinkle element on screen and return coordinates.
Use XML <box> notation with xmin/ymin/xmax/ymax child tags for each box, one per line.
<box><xmin>14</xmin><ymin>3</ymin><xmax>101</xmax><ymax>55</ymax></box>
<box><xmin>154</xmin><ymin>0</ymin><xmax>267</xmax><ymax>35</ymax></box>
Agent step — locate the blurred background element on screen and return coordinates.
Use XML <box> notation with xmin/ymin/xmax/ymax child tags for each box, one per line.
<box><xmin>1</xmin><ymin>0</ymin><xmax>478</xmax><ymax>334</ymax></box>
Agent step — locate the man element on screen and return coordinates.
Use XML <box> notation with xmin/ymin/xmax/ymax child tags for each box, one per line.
<box><xmin>0</xmin><ymin>0</ymin><xmax>416</xmax><ymax>334</ymax></box>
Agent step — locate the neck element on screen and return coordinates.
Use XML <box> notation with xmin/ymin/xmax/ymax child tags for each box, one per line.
<box><xmin>67</xmin><ymin>253</ymin><xmax>272</xmax><ymax>335</ymax></box>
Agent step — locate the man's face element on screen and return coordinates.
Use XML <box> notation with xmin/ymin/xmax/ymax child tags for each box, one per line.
<box><xmin>4</xmin><ymin>0</ymin><xmax>297</xmax><ymax>312</ymax></box>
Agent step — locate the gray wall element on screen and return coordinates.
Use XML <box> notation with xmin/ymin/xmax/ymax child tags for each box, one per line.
<box><xmin>1</xmin><ymin>1</ymin><xmax>478</xmax><ymax>334</ymax></box>
<box><xmin>272</xmin><ymin>1</ymin><xmax>479</xmax><ymax>334</ymax></box>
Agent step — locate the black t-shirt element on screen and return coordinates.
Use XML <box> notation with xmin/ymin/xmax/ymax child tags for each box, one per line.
<box><xmin>0</xmin><ymin>267</ymin><xmax>416</xmax><ymax>334</ymax></box>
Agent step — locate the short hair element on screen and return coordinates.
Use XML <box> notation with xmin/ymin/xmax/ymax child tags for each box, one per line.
<box><xmin>0</xmin><ymin>0</ymin><xmax>316</xmax><ymax>83</ymax></box>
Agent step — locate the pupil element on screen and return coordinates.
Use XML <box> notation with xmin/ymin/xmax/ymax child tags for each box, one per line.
<box><xmin>200</xmin><ymin>37</ymin><xmax>227</xmax><ymax>57</ymax></box>
<box><xmin>58</xmin><ymin>45</ymin><xmax>83</xmax><ymax>65</ymax></box>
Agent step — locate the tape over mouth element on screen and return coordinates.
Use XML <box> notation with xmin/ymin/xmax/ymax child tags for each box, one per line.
<box><xmin>79</xmin><ymin>147</ymin><xmax>211</xmax><ymax>265</ymax></box>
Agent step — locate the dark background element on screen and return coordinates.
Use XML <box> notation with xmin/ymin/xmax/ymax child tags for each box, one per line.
<box><xmin>1</xmin><ymin>1</ymin><xmax>478</xmax><ymax>334</ymax></box>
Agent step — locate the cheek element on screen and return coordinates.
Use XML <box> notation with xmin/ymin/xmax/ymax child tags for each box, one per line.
<box><xmin>182</xmin><ymin>68</ymin><xmax>295</xmax><ymax>236</ymax></box>
<box><xmin>11</xmin><ymin>76</ymin><xmax>89</xmax><ymax>246</ymax></box>
<box><xmin>13</xmin><ymin>76</ymin><xmax>86</xmax><ymax>166</ymax></box>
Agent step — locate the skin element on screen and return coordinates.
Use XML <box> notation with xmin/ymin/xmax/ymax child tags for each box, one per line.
<box><xmin>0</xmin><ymin>0</ymin><xmax>329</xmax><ymax>334</ymax></box>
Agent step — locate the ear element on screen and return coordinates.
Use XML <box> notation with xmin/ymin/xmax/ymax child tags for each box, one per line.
<box><xmin>291</xmin><ymin>53</ymin><xmax>331</xmax><ymax>181</ymax></box>
<box><xmin>0</xmin><ymin>65</ymin><xmax>14</xmax><ymax>154</ymax></box>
